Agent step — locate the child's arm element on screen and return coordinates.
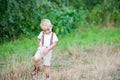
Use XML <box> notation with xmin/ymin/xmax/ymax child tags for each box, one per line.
<box><xmin>48</xmin><ymin>42</ymin><xmax>57</xmax><ymax>51</ymax></box>
<box><xmin>43</xmin><ymin>42</ymin><xmax>57</xmax><ymax>55</ymax></box>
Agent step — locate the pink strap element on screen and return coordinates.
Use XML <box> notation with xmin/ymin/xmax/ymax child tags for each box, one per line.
<box><xmin>50</xmin><ymin>32</ymin><xmax>54</xmax><ymax>45</ymax></box>
<box><xmin>42</xmin><ymin>32</ymin><xmax>44</xmax><ymax>46</ymax></box>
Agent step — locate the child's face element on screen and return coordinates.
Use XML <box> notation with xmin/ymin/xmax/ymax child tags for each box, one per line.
<box><xmin>41</xmin><ymin>23</ymin><xmax>49</xmax><ymax>31</ymax></box>
<box><xmin>41</xmin><ymin>23</ymin><xmax>51</xmax><ymax>34</ymax></box>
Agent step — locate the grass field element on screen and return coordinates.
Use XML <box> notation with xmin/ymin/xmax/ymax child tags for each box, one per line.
<box><xmin>0</xmin><ymin>24</ymin><xmax>120</xmax><ymax>80</ymax></box>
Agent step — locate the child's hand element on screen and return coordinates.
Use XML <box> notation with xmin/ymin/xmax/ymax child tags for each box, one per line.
<box><xmin>43</xmin><ymin>48</ymin><xmax>49</xmax><ymax>55</ymax></box>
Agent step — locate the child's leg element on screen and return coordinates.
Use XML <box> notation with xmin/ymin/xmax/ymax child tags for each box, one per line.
<box><xmin>44</xmin><ymin>65</ymin><xmax>50</xmax><ymax>78</ymax></box>
<box><xmin>34</xmin><ymin>58</ymin><xmax>39</xmax><ymax>67</ymax></box>
<box><xmin>33</xmin><ymin>49</ymin><xmax>42</xmax><ymax>67</ymax></box>
<box><xmin>31</xmin><ymin>49</ymin><xmax>41</xmax><ymax>75</ymax></box>
<box><xmin>43</xmin><ymin>50</ymin><xmax>52</xmax><ymax>78</ymax></box>
<box><xmin>31</xmin><ymin>58</ymin><xmax>40</xmax><ymax>75</ymax></box>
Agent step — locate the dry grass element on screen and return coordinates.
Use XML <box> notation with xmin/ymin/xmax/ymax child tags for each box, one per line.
<box><xmin>0</xmin><ymin>44</ymin><xmax>120</xmax><ymax>80</ymax></box>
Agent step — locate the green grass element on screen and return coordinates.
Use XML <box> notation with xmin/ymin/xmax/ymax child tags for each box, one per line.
<box><xmin>0</xmin><ymin>38</ymin><xmax>36</xmax><ymax>59</ymax></box>
<box><xmin>0</xmin><ymin>24</ymin><xmax>120</xmax><ymax>60</ymax></box>
<box><xmin>58</xmin><ymin>24</ymin><xmax>120</xmax><ymax>48</ymax></box>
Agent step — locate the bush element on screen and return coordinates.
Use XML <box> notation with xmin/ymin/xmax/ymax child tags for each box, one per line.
<box><xmin>0</xmin><ymin>0</ymin><xmax>85</xmax><ymax>43</ymax></box>
<box><xmin>0</xmin><ymin>0</ymin><xmax>119</xmax><ymax>43</ymax></box>
<box><xmin>85</xmin><ymin>0</ymin><xmax>120</xmax><ymax>26</ymax></box>
<box><xmin>42</xmin><ymin>6</ymin><xmax>85</xmax><ymax>35</ymax></box>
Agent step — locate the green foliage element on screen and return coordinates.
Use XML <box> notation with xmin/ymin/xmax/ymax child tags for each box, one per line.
<box><xmin>42</xmin><ymin>6</ymin><xmax>85</xmax><ymax>35</ymax></box>
<box><xmin>52</xmin><ymin>0</ymin><xmax>120</xmax><ymax>26</ymax></box>
<box><xmin>0</xmin><ymin>0</ymin><xmax>85</xmax><ymax>43</ymax></box>
<box><xmin>86</xmin><ymin>0</ymin><xmax>120</xmax><ymax>26</ymax></box>
<box><xmin>0</xmin><ymin>0</ymin><xmax>120</xmax><ymax>43</ymax></box>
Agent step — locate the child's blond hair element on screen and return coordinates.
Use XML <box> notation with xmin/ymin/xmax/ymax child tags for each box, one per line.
<box><xmin>40</xmin><ymin>19</ymin><xmax>52</xmax><ymax>29</ymax></box>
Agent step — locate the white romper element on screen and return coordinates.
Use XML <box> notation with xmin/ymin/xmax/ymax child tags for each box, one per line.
<box><xmin>34</xmin><ymin>32</ymin><xmax>58</xmax><ymax>66</ymax></box>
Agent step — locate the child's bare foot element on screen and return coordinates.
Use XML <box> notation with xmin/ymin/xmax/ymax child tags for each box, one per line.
<box><xmin>31</xmin><ymin>65</ymin><xmax>40</xmax><ymax>75</ymax></box>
